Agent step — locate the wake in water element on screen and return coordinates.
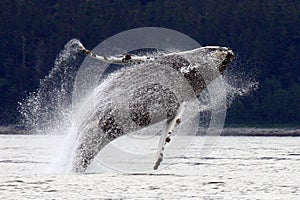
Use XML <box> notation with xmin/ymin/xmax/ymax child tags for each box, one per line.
<box><xmin>18</xmin><ymin>37</ymin><xmax>258</xmax><ymax>173</ymax></box>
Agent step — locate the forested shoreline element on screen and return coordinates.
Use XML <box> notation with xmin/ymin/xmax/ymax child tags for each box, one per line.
<box><xmin>0</xmin><ymin>0</ymin><xmax>299</xmax><ymax>126</ymax></box>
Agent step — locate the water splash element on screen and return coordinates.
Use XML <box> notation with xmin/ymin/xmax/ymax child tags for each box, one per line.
<box><xmin>18</xmin><ymin>39</ymin><xmax>83</xmax><ymax>134</ymax></box>
<box><xmin>224</xmin><ymin>57</ymin><xmax>259</xmax><ymax>107</ymax></box>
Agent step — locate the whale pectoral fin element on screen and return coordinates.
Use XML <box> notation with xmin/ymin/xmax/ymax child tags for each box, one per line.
<box><xmin>154</xmin><ymin>102</ymin><xmax>186</xmax><ymax>170</ymax></box>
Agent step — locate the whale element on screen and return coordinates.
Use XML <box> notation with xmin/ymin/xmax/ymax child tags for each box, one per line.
<box><xmin>71</xmin><ymin>45</ymin><xmax>234</xmax><ymax>172</ymax></box>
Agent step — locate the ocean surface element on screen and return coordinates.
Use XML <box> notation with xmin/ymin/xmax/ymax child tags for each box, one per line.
<box><xmin>0</xmin><ymin>134</ymin><xmax>300</xmax><ymax>199</ymax></box>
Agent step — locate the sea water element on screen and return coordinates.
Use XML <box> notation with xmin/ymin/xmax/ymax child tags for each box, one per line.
<box><xmin>0</xmin><ymin>134</ymin><xmax>299</xmax><ymax>199</ymax></box>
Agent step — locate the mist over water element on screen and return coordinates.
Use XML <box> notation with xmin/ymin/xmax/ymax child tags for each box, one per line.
<box><xmin>224</xmin><ymin>56</ymin><xmax>259</xmax><ymax>107</ymax></box>
<box><xmin>18</xmin><ymin>39</ymin><xmax>258</xmax><ymax>173</ymax></box>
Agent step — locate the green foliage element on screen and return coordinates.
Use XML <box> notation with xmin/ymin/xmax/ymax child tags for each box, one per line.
<box><xmin>0</xmin><ymin>0</ymin><xmax>299</xmax><ymax>126</ymax></box>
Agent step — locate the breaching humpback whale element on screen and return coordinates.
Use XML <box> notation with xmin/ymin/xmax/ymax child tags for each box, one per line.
<box><xmin>72</xmin><ymin>43</ymin><xmax>234</xmax><ymax>172</ymax></box>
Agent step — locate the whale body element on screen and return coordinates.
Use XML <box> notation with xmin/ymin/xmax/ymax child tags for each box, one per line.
<box><xmin>71</xmin><ymin>46</ymin><xmax>234</xmax><ymax>172</ymax></box>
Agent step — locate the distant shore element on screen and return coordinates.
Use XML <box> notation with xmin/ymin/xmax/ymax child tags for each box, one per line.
<box><xmin>0</xmin><ymin>126</ymin><xmax>30</xmax><ymax>135</ymax></box>
<box><xmin>219</xmin><ymin>128</ymin><xmax>300</xmax><ymax>137</ymax></box>
<box><xmin>1</xmin><ymin>125</ymin><xmax>300</xmax><ymax>136</ymax></box>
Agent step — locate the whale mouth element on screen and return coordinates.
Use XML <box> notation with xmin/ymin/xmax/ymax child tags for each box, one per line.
<box><xmin>219</xmin><ymin>49</ymin><xmax>234</xmax><ymax>73</ymax></box>
<box><xmin>199</xmin><ymin>46</ymin><xmax>235</xmax><ymax>73</ymax></box>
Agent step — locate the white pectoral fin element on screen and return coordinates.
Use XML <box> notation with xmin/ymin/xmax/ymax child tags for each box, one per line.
<box><xmin>79</xmin><ymin>43</ymin><xmax>154</xmax><ymax>65</ymax></box>
<box><xmin>154</xmin><ymin>102</ymin><xmax>186</xmax><ymax>170</ymax></box>
<box><xmin>79</xmin><ymin>44</ymin><xmax>125</xmax><ymax>64</ymax></box>
<box><xmin>91</xmin><ymin>54</ymin><xmax>151</xmax><ymax>64</ymax></box>
<box><xmin>78</xmin><ymin>43</ymin><xmax>91</xmax><ymax>55</ymax></box>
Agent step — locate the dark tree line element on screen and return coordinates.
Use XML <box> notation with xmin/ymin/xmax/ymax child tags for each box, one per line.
<box><xmin>0</xmin><ymin>0</ymin><xmax>299</xmax><ymax>126</ymax></box>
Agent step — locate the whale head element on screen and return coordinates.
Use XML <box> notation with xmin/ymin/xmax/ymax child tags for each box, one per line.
<box><xmin>201</xmin><ymin>46</ymin><xmax>234</xmax><ymax>73</ymax></box>
<box><xmin>159</xmin><ymin>46</ymin><xmax>235</xmax><ymax>96</ymax></box>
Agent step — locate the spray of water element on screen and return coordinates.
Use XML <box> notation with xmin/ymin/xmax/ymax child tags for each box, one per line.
<box><xmin>18</xmin><ymin>39</ymin><xmax>83</xmax><ymax>134</ymax></box>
